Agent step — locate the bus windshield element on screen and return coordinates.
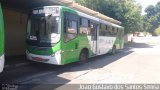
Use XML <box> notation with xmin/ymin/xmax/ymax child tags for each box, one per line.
<box><xmin>27</xmin><ymin>15</ymin><xmax>60</xmax><ymax>44</ymax></box>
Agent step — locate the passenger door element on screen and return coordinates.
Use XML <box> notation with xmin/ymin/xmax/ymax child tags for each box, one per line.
<box><xmin>90</xmin><ymin>23</ymin><xmax>98</xmax><ymax>56</ymax></box>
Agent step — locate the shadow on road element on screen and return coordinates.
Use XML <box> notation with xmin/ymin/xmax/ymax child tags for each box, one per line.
<box><xmin>1</xmin><ymin>43</ymin><xmax>153</xmax><ymax>90</ymax></box>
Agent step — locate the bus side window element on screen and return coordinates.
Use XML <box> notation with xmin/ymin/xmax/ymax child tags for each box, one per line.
<box><xmin>79</xmin><ymin>18</ymin><xmax>90</xmax><ymax>35</ymax></box>
<box><xmin>112</xmin><ymin>26</ymin><xmax>117</xmax><ymax>36</ymax></box>
<box><xmin>68</xmin><ymin>20</ymin><xmax>78</xmax><ymax>34</ymax></box>
<box><xmin>64</xmin><ymin>13</ymin><xmax>78</xmax><ymax>42</ymax></box>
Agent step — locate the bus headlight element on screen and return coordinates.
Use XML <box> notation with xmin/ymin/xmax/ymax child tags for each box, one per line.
<box><xmin>51</xmin><ymin>53</ymin><xmax>55</xmax><ymax>57</ymax></box>
<box><xmin>26</xmin><ymin>50</ymin><xmax>29</xmax><ymax>54</ymax></box>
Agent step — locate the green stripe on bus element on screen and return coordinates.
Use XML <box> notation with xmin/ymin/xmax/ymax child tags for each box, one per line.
<box><xmin>0</xmin><ymin>3</ymin><xmax>4</xmax><ymax>56</ymax></box>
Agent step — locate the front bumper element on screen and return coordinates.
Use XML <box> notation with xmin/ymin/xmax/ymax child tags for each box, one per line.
<box><xmin>26</xmin><ymin>51</ymin><xmax>62</xmax><ymax>65</ymax></box>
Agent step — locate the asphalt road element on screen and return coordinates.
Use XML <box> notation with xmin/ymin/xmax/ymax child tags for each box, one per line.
<box><xmin>0</xmin><ymin>41</ymin><xmax>160</xmax><ymax>90</ymax></box>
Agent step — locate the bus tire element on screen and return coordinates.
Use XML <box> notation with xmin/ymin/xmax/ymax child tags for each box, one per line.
<box><xmin>111</xmin><ymin>45</ymin><xmax>116</xmax><ymax>55</ymax></box>
<box><xmin>79</xmin><ymin>49</ymin><xmax>88</xmax><ymax>64</ymax></box>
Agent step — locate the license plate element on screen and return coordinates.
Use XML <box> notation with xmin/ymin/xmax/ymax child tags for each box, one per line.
<box><xmin>32</xmin><ymin>57</ymin><xmax>49</xmax><ymax>62</ymax></box>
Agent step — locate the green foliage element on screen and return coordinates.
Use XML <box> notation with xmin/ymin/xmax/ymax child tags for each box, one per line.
<box><xmin>75</xmin><ymin>0</ymin><xmax>143</xmax><ymax>34</ymax></box>
<box><xmin>145</xmin><ymin>5</ymin><xmax>156</xmax><ymax>17</ymax></box>
<box><xmin>144</xmin><ymin>2</ymin><xmax>160</xmax><ymax>35</ymax></box>
<box><xmin>154</xmin><ymin>26</ymin><xmax>160</xmax><ymax>36</ymax></box>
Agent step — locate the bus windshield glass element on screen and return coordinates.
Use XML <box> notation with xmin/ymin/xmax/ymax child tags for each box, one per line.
<box><xmin>27</xmin><ymin>15</ymin><xmax>60</xmax><ymax>44</ymax></box>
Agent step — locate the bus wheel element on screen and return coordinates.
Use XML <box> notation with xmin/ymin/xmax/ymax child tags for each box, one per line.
<box><xmin>111</xmin><ymin>46</ymin><xmax>116</xmax><ymax>55</ymax></box>
<box><xmin>79</xmin><ymin>50</ymin><xmax>88</xmax><ymax>64</ymax></box>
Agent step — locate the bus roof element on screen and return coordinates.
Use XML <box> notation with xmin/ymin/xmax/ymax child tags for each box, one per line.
<box><xmin>33</xmin><ymin>5</ymin><xmax>123</xmax><ymax>28</ymax></box>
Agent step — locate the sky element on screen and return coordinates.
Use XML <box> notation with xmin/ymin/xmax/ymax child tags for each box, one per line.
<box><xmin>136</xmin><ymin>0</ymin><xmax>160</xmax><ymax>15</ymax></box>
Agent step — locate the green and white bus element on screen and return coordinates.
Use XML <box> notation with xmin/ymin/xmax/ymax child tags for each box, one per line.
<box><xmin>26</xmin><ymin>6</ymin><xmax>124</xmax><ymax>65</ymax></box>
<box><xmin>0</xmin><ymin>3</ymin><xmax>4</xmax><ymax>72</ymax></box>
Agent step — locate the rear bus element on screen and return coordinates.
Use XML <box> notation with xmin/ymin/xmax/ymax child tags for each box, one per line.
<box><xmin>0</xmin><ymin>3</ymin><xmax>5</xmax><ymax>72</ymax></box>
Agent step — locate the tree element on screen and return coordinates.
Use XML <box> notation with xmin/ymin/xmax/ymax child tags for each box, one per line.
<box><xmin>155</xmin><ymin>2</ymin><xmax>160</xmax><ymax>14</ymax></box>
<box><xmin>144</xmin><ymin>1</ymin><xmax>160</xmax><ymax>35</ymax></box>
<box><xmin>145</xmin><ymin>5</ymin><xmax>156</xmax><ymax>17</ymax></box>
<box><xmin>154</xmin><ymin>26</ymin><xmax>160</xmax><ymax>36</ymax></box>
<box><xmin>75</xmin><ymin>0</ymin><xmax>143</xmax><ymax>34</ymax></box>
